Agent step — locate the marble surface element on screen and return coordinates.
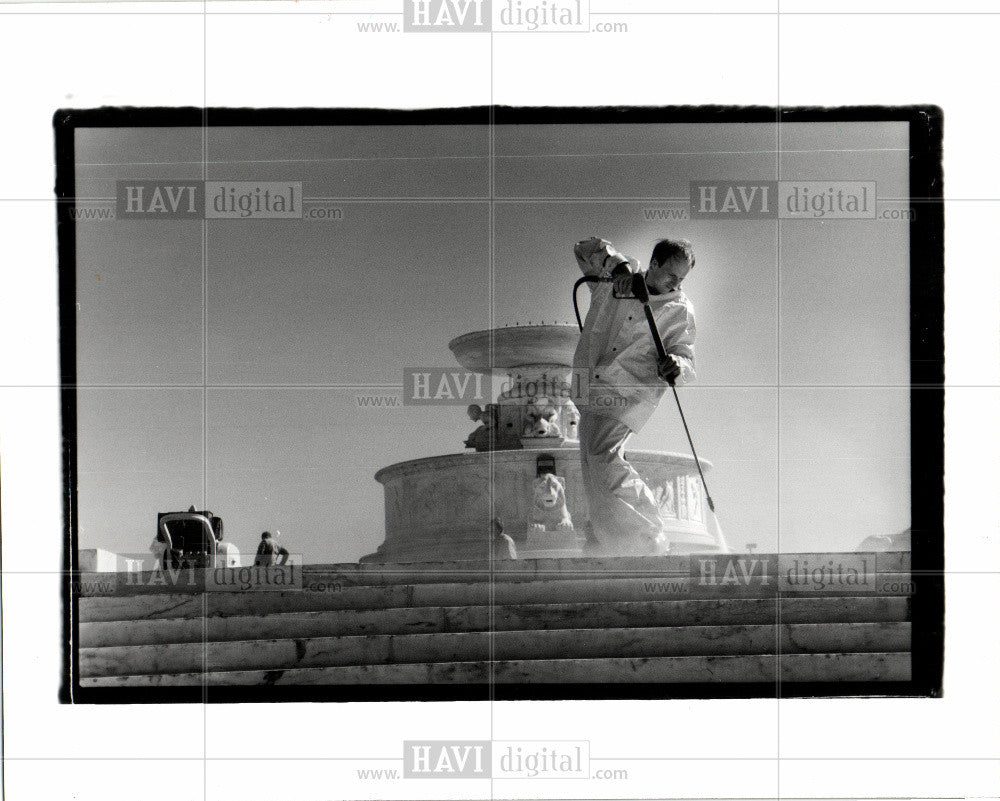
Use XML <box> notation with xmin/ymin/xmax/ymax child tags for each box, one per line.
<box><xmin>79</xmin><ymin>553</ymin><xmax>914</xmax><ymax>688</ymax></box>
<box><xmin>367</xmin><ymin>447</ymin><xmax>719</xmax><ymax>562</ymax></box>
<box><xmin>82</xmin><ymin>653</ymin><xmax>911</xmax><ymax>687</ymax></box>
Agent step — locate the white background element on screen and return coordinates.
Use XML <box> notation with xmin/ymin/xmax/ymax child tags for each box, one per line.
<box><xmin>0</xmin><ymin>0</ymin><xmax>998</xmax><ymax>799</ymax></box>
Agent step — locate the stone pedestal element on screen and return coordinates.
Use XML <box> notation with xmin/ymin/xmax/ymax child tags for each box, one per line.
<box><xmin>363</xmin><ymin>447</ymin><xmax>718</xmax><ymax>563</ymax></box>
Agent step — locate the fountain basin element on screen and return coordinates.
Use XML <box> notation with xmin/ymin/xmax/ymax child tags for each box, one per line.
<box><xmin>363</xmin><ymin>447</ymin><xmax>720</xmax><ymax>562</ymax></box>
<box><xmin>449</xmin><ymin>325</ymin><xmax>580</xmax><ymax>374</ymax></box>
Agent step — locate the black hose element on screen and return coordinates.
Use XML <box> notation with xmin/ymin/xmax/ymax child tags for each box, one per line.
<box><xmin>573</xmin><ymin>275</ymin><xmax>603</xmax><ymax>331</ymax></box>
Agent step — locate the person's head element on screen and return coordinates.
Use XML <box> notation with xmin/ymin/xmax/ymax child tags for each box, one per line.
<box><xmin>647</xmin><ymin>238</ymin><xmax>695</xmax><ymax>293</ymax></box>
<box><xmin>261</xmin><ymin>531</ymin><xmax>272</xmax><ymax>540</ymax></box>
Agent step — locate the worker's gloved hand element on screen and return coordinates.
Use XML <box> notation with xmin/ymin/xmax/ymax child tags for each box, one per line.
<box><xmin>657</xmin><ymin>354</ymin><xmax>682</xmax><ymax>384</ymax></box>
<box><xmin>612</xmin><ymin>273</ymin><xmax>634</xmax><ymax>297</ymax></box>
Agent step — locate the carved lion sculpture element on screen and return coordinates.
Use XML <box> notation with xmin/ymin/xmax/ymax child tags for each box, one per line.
<box><xmin>528</xmin><ymin>473</ymin><xmax>574</xmax><ymax>532</ymax></box>
<box><xmin>522</xmin><ymin>400</ymin><xmax>562</xmax><ymax>438</ymax></box>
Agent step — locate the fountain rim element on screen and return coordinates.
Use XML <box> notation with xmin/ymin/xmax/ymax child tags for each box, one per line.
<box><xmin>448</xmin><ymin>323</ymin><xmax>581</xmax><ymax>344</ymax></box>
<box><xmin>448</xmin><ymin>324</ymin><xmax>582</xmax><ymax>373</ymax></box>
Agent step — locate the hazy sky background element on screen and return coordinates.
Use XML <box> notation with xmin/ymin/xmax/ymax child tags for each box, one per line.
<box><xmin>74</xmin><ymin>119</ymin><xmax>910</xmax><ymax>562</ymax></box>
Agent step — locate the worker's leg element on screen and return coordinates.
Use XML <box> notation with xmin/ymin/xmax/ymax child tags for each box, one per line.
<box><xmin>578</xmin><ymin>411</ymin><xmax>666</xmax><ymax>554</ymax></box>
<box><xmin>579</xmin><ymin>445</ymin><xmax>603</xmax><ymax>553</ymax></box>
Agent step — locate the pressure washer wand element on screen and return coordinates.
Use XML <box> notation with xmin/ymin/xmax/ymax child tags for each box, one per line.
<box><xmin>630</xmin><ymin>272</ymin><xmax>716</xmax><ymax>513</ymax></box>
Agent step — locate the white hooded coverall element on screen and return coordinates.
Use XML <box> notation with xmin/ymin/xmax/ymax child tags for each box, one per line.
<box><xmin>572</xmin><ymin>237</ymin><xmax>697</xmax><ymax>554</ymax></box>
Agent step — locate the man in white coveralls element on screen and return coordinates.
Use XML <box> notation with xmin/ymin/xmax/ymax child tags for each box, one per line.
<box><xmin>573</xmin><ymin>236</ymin><xmax>697</xmax><ymax>555</ymax></box>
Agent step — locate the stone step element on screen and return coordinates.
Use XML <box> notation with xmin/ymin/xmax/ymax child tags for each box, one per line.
<box><xmin>80</xmin><ymin>622</ymin><xmax>909</xmax><ymax>677</ymax></box>
<box><xmin>80</xmin><ymin>652</ymin><xmax>911</xmax><ymax>686</ymax></box>
<box><xmin>80</xmin><ymin>573</ymin><xmax>915</xmax><ymax>623</ymax></box>
<box><xmin>77</xmin><ymin>552</ymin><xmax>910</xmax><ymax>596</ymax></box>
<box><xmin>80</xmin><ymin>596</ymin><xmax>910</xmax><ymax>647</ymax></box>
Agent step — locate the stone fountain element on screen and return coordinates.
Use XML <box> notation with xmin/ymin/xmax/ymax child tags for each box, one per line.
<box><xmin>362</xmin><ymin>325</ymin><xmax>726</xmax><ymax>562</ymax></box>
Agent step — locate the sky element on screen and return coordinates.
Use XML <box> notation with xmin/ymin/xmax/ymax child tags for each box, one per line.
<box><xmin>73</xmin><ymin>118</ymin><xmax>911</xmax><ymax>562</ymax></box>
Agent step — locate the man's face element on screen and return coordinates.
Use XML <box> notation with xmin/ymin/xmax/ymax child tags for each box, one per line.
<box><xmin>647</xmin><ymin>254</ymin><xmax>692</xmax><ymax>292</ymax></box>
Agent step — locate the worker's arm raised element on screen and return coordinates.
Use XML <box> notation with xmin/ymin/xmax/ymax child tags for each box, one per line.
<box><xmin>574</xmin><ymin>237</ymin><xmax>634</xmax><ymax>280</ymax></box>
